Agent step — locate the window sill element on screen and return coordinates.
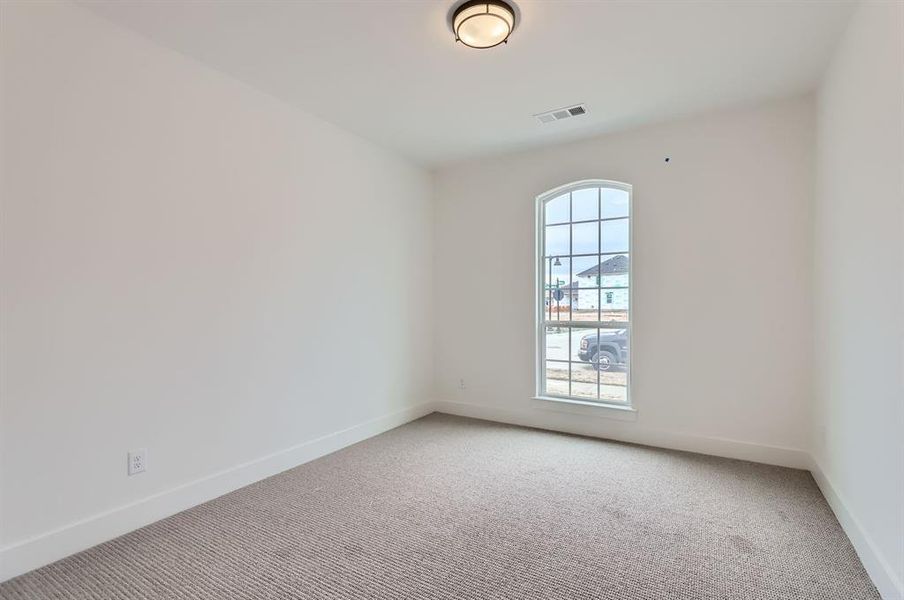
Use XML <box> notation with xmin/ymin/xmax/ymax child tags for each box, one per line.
<box><xmin>531</xmin><ymin>396</ymin><xmax>638</xmax><ymax>421</ymax></box>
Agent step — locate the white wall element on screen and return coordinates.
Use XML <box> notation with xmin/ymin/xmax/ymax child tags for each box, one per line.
<box><xmin>812</xmin><ymin>2</ymin><xmax>904</xmax><ymax>598</ymax></box>
<box><xmin>3</xmin><ymin>0</ymin><xmax>899</xmax><ymax>593</ymax></box>
<box><xmin>433</xmin><ymin>96</ymin><xmax>815</xmax><ymax>467</ymax></box>
<box><xmin>0</xmin><ymin>0</ymin><xmax>432</xmax><ymax>579</ymax></box>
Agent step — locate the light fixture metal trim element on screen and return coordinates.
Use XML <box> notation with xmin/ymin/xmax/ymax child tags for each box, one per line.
<box><xmin>451</xmin><ymin>0</ymin><xmax>517</xmax><ymax>49</ymax></box>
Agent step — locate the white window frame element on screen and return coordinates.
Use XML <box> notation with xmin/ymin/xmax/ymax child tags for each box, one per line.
<box><xmin>534</xmin><ymin>179</ymin><xmax>633</xmax><ymax>409</ymax></box>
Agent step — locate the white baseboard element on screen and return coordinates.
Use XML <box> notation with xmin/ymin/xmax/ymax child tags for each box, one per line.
<box><xmin>810</xmin><ymin>459</ymin><xmax>903</xmax><ymax>600</ymax></box>
<box><xmin>434</xmin><ymin>399</ymin><xmax>811</xmax><ymax>469</ymax></box>
<box><xmin>0</xmin><ymin>401</ymin><xmax>436</xmax><ymax>583</ymax></box>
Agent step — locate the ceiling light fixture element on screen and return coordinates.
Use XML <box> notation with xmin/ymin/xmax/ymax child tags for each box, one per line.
<box><xmin>452</xmin><ymin>0</ymin><xmax>516</xmax><ymax>49</ymax></box>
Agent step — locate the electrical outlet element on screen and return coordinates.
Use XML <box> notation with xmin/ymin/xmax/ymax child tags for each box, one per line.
<box><xmin>459</xmin><ymin>378</ymin><xmax>466</xmax><ymax>390</ymax></box>
<box><xmin>128</xmin><ymin>448</ymin><xmax>147</xmax><ymax>476</ymax></box>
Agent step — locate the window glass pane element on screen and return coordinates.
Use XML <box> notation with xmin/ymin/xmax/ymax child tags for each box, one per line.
<box><xmin>570</xmin><ymin>255</ymin><xmax>600</xmax><ymax>322</ymax></box>
<box><xmin>601</xmin><ymin>188</ymin><xmax>629</xmax><ymax>219</ymax></box>
<box><xmin>601</xmin><ymin>287</ymin><xmax>629</xmax><ymax>311</ymax></box>
<box><xmin>544</xmin><ymin>326</ymin><xmax>569</xmax><ymax>362</ymax></box>
<box><xmin>544</xmin><ymin>295</ymin><xmax>570</xmax><ymax>321</ymax></box>
<box><xmin>600</xmin><ymin>383</ymin><xmax>628</xmax><ymax>404</ymax></box>
<box><xmin>545</xmin><ymin>361</ymin><xmax>570</xmax><ymax>396</ymax></box>
<box><xmin>601</xmin><ymin>219</ymin><xmax>629</xmax><ymax>253</ymax></box>
<box><xmin>572</xmin><ymin>255</ymin><xmax>601</xmax><ymax>287</ymax></box>
<box><xmin>545</xmin><ymin>194</ymin><xmax>569</xmax><ymax>225</ymax></box>
<box><xmin>545</xmin><ymin>224</ymin><xmax>569</xmax><ymax>256</ymax></box>
<box><xmin>543</xmin><ymin>256</ymin><xmax>569</xmax><ymax>291</ymax></box>
<box><xmin>570</xmin><ymin>326</ymin><xmax>599</xmax><ymax>363</ymax></box>
<box><xmin>592</xmin><ymin>327</ymin><xmax>628</xmax><ymax>372</ymax></box>
<box><xmin>572</xmin><ymin>292</ymin><xmax>599</xmax><ymax>323</ymax></box>
<box><xmin>601</xmin><ymin>368</ymin><xmax>628</xmax><ymax>389</ymax></box>
<box><xmin>571</xmin><ymin>221</ymin><xmax>598</xmax><ymax>255</ymax></box>
<box><xmin>571</xmin><ymin>188</ymin><xmax>598</xmax><ymax>221</ymax></box>
<box><xmin>597</xmin><ymin>253</ymin><xmax>629</xmax><ymax>287</ymax></box>
<box><xmin>569</xmin><ymin>256</ymin><xmax>600</xmax><ymax>321</ymax></box>
<box><xmin>570</xmin><ymin>364</ymin><xmax>599</xmax><ymax>400</ymax></box>
<box><xmin>543</xmin><ymin>255</ymin><xmax>570</xmax><ymax>321</ymax></box>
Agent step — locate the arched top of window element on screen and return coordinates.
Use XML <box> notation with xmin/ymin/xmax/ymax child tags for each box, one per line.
<box><xmin>538</xmin><ymin>179</ymin><xmax>631</xmax><ymax>205</ymax></box>
<box><xmin>538</xmin><ymin>180</ymin><xmax>631</xmax><ymax>227</ymax></box>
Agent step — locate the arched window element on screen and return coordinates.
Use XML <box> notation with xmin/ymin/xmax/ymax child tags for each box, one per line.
<box><xmin>536</xmin><ymin>180</ymin><xmax>631</xmax><ymax>405</ymax></box>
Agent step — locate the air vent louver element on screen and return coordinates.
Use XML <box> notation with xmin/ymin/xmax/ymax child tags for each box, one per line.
<box><xmin>535</xmin><ymin>104</ymin><xmax>588</xmax><ymax>124</ymax></box>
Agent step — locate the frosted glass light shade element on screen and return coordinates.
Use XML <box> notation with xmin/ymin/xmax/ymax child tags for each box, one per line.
<box><xmin>453</xmin><ymin>1</ymin><xmax>516</xmax><ymax>49</ymax></box>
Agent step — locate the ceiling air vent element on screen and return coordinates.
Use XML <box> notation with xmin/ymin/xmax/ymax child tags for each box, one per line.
<box><xmin>535</xmin><ymin>104</ymin><xmax>588</xmax><ymax>124</ymax></box>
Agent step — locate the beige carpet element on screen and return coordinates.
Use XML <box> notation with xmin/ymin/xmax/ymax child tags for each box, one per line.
<box><xmin>0</xmin><ymin>413</ymin><xmax>880</xmax><ymax>599</ymax></box>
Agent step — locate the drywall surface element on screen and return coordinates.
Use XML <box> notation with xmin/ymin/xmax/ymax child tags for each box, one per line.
<box><xmin>0</xmin><ymin>0</ymin><xmax>432</xmax><ymax>574</ymax></box>
<box><xmin>813</xmin><ymin>1</ymin><xmax>904</xmax><ymax>597</ymax></box>
<box><xmin>433</xmin><ymin>96</ymin><xmax>815</xmax><ymax>465</ymax></box>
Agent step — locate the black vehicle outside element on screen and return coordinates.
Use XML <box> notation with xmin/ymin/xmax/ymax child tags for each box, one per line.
<box><xmin>578</xmin><ymin>330</ymin><xmax>628</xmax><ymax>371</ymax></box>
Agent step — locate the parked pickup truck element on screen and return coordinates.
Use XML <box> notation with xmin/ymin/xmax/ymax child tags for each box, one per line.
<box><xmin>577</xmin><ymin>330</ymin><xmax>628</xmax><ymax>371</ymax></box>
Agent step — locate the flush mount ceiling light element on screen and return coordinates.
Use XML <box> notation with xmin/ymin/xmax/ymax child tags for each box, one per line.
<box><xmin>452</xmin><ymin>0</ymin><xmax>517</xmax><ymax>49</ymax></box>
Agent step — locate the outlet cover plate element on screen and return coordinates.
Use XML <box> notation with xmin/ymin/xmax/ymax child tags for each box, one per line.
<box><xmin>128</xmin><ymin>448</ymin><xmax>147</xmax><ymax>476</ymax></box>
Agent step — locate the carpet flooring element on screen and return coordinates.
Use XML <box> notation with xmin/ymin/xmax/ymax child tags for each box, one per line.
<box><xmin>0</xmin><ymin>413</ymin><xmax>880</xmax><ymax>599</ymax></box>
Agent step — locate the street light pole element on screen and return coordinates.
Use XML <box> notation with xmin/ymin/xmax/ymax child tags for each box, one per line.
<box><xmin>547</xmin><ymin>257</ymin><xmax>553</xmax><ymax>322</ymax></box>
<box><xmin>552</xmin><ymin>256</ymin><xmax>562</xmax><ymax>330</ymax></box>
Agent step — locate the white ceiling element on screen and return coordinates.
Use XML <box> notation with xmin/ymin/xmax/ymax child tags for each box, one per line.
<box><xmin>78</xmin><ymin>0</ymin><xmax>856</xmax><ymax>167</ymax></box>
